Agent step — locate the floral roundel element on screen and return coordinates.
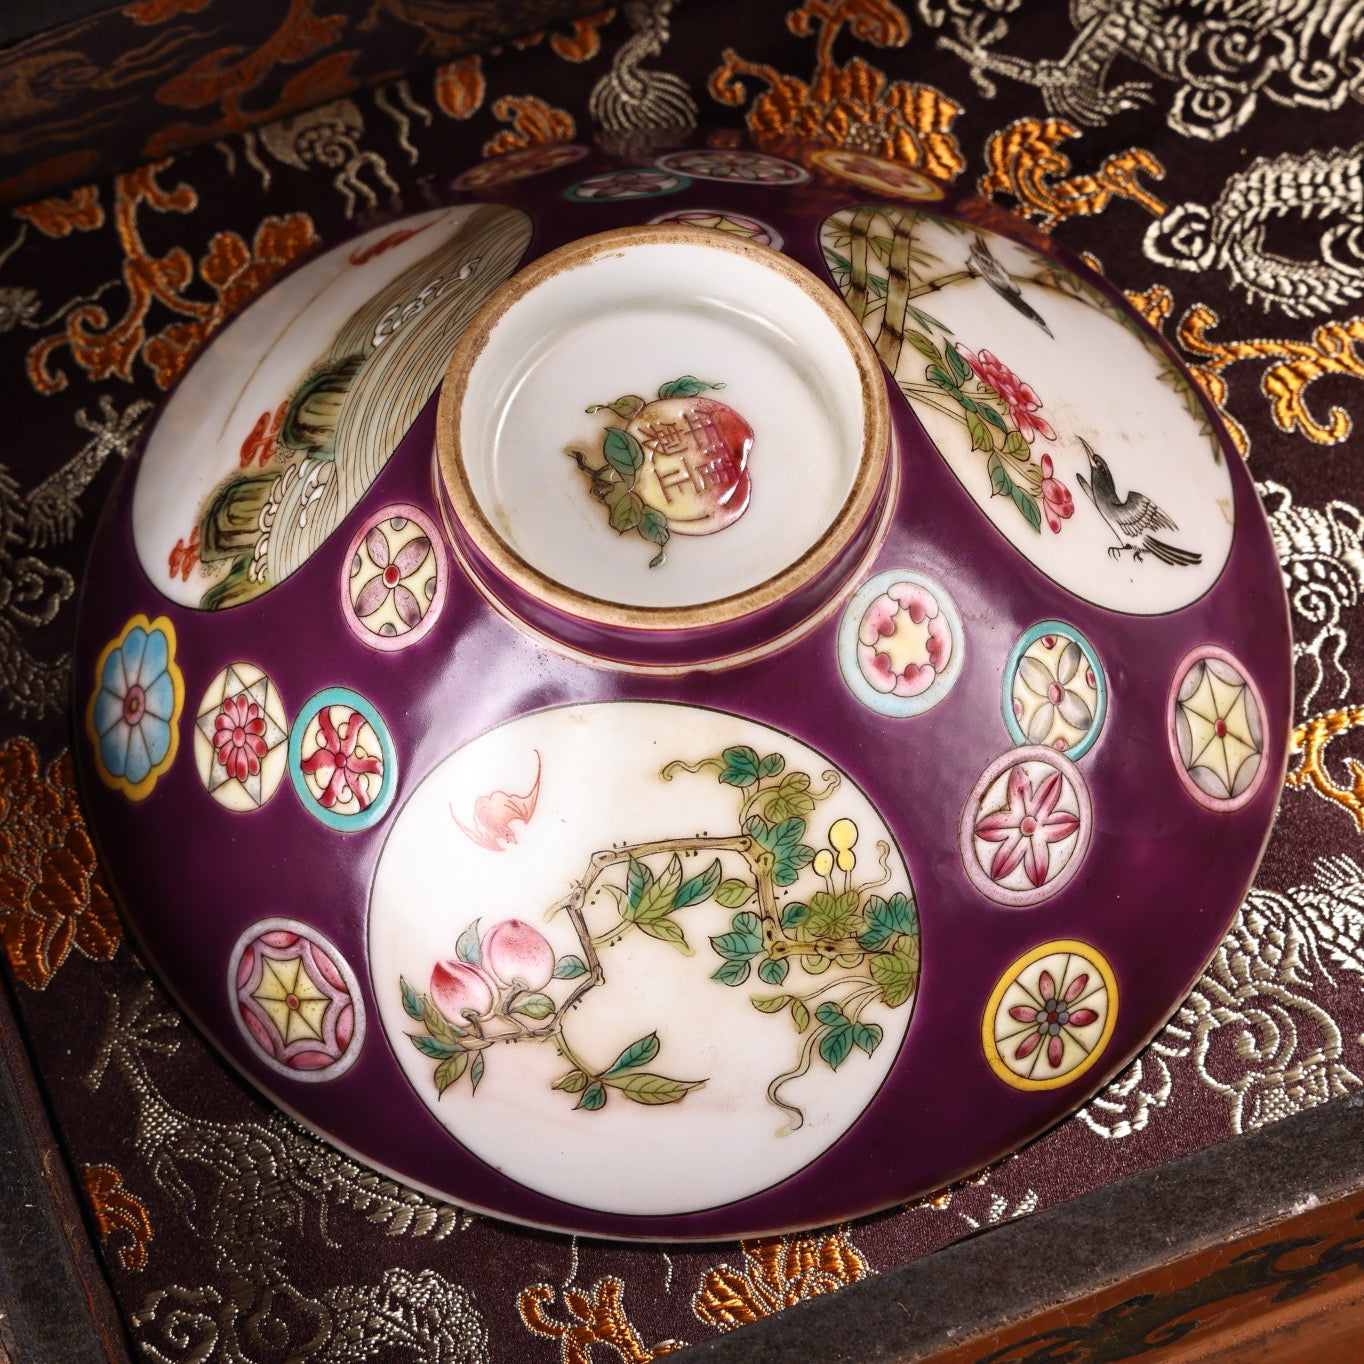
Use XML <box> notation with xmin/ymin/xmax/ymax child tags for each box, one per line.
<box><xmin>654</xmin><ymin>149</ymin><xmax>808</xmax><ymax>185</ymax></box>
<box><xmin>961</xmin><ymin>747</ymin><xmax>1092</xmax><ymax>906</ymax></box>
<box><xmin>809</xmin><ymin>149</ymin><xmax>945</xmax><ymax>201</ymax></box>
<box><xmin>1168</xmin><ymin>645</ymin><xmax>1268</xmax><ymax>811</ymax></box>
<box><xmin>648</xmin><ymin>208</ymin><xmax>782</xmax><ymax>249</ymax></box>
<box><xmin>288</xmin><ymin>687</ymin><xmax>396</xmax><ymax>831</ymax></box>
<box><xmin>452</xmin><ymin>143</ymin><xmax>588</xmax><ymax>190</ymax></box>
<box><xmin>1003</xmin><ymin>622</ymin><xmax>1107</xmax><ymax>759</ymax></box>
<box><xmin>983</xmin><ymin>940</ymin><xmax>1117</xmax><ymax>1090</ymax></box>
<box><xmin>343</xmin><ymin>504</ymin><xmax>447</xmax><ymax>650</ymax></box>
<box><xmin>193</xmin><ymin>662</ymin><xmax>289</xmax><ymax>811</ymax></box>
<box><xmin>837</xmin><ymin>569</ymin><xmax>963</xmax><ymax>718</ymax></box>
<box><xmin>564</xmin><ymin>168</ymin><xmax>689</xmax><ymax>202</ymax></box>
<box><xmin>230</xmin><ymin>918</ymin><xmax>364</xmax><ymax>1081</ymax></box>
<box><xmin>86</xmin><ymin>613</ymin><xmax>184</xmax><ymax>801</ymax></box>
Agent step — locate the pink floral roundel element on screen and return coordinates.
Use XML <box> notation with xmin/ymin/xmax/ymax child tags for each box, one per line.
<box><xmin>343</xmin><ymin>504</ymin><xmax>447</xmax><ymax>650</ymax></box>
<box><xmin>809</xmin><ymin>149</ymin><xmax>945</xmax><ymax>201</ymax></box>
<box><xmin>229</xmin><ymin>919</ymin><xmax>364</xmax><ymax>1081</ymax></box>
<box><xmin>564</xmin><ymin>168</ymin><xmax>688</xmax><ymax>202</ymax></box>
<box><xmin>960</xmin><ymin>747</ymin><xmax>1093</xmax><ymax>906</ymax></box>
<box><xmin>287</xmin><ymin>687</ymin><xmax>396</xmax><ymax>831</ymax></box>
<box><xmin>193</xmin><ymin>662</ymin><xmax>289</xmax><ymax>811</ymax></box>
<box><xmin>838</xmin><ymin>569</ymin><xmax>964</xmax><ymax>717</ymax></box>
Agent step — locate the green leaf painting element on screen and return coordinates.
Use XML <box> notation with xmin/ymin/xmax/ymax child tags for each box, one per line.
<box><xmin>675</xmin><ymin>859</ymin><xmax>723</xmax><ymax>909</ymax></box>
<box><xmin>455</xmin><ymin>919</ymin><xmax>481</xmax><ymax>967</ymax></box>
<box><xmin>400</xmin><ymin>976</ymin><xmax>423</xmax><ymax>1021</ymax></box>
<box><xmin>716</xmin><ymin>878</ymin><xmax>754</xmax><ymax>908</ymax></box>
<box><xmin>821</xmin><ymin>204</ymin><xmax>1067</xmax><ymax>539</ymax></box>
<box><xmin>870</xmin><ymin>936</ymin><xmax>921</xmax><ymax>1009</ymax></box>
<box><xmin>577</xmin><ymin>1081</ymin><xmax>607</xmax><ymax>1111</ymax></box>
<box><xmin>720</xmin><ymin>745</ymin><xmax>761</xmax><ymax>788</ymax></box>
<box><xmin>401</xmin><ymin>738</ymin><xmax>919</xmax><ymax>1131</ymax></box>
<box><xmin>606</xmin><ymin>1072</ymin><xmax>704</xmax><ymax>1105</ymax></box>
<box><xmin>602</xmin><ymin>425</ymin><xmax>644</xmax><ymax>479</ymax></box>
<box><xmin>606</xmin><ymin>1032</ymin><xmax>660</xmax><ymax>1076</ymax></box>
<box><xmin>657</xmin><ymin>376</ymin><xmax>724</xmax><ymax>398</ymax></box>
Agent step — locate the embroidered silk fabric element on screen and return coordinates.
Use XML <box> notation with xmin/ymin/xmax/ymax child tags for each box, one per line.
<box><xmin>3</xmin><ymin>2</ymin><xmax>1364</xmax><ymax>1358</ymax></box>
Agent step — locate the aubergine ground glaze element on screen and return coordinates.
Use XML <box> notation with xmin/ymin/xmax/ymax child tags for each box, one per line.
<box><xmin>73</xmin><ymin>138</ymin><xmax>1291</xmax><ymax>1240</ymax></box>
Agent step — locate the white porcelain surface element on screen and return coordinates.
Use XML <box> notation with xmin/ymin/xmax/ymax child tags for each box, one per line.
<box><xmin>133</xmin><ymin>204</ymin><xmax>532</xmax><ymax>609</ymax></box>
<box><xmin>821</xmin><ymin>207</ymin><xmax>1234</xmax><ymax>614</ymax></box>
<box><xmin>453</xmin><ymin>230</ymin><xmax>876</xmax><ymax>609</ymax></box>
<box><xmin>369</xmin><ymin>701</ymin><xmax>918</xmax><ymax>1216</ymax></box>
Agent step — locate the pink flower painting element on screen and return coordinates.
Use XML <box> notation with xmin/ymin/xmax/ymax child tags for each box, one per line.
<box><xmin>975</xmin><ymin>764</ymin><xmax>1080</xmax><ymax>888</ymax></box>
<box><xmin>962</xmin><ymin>749</ymin><xmax>1092</xmax><ymax>906</ymax></box>
<box><xmin>299</xmin><ymin>706</ymin><xmax>384</xmax><ymax>812</ymax></box>
<box><xmin>1038</xmin><ymin>454</ymin><xmax>1074</xmax><ymax>533</ymax></box>
<box><xmin>1009</xmin><ymin>969</ymin><xmax>1101</xmax><ymax>1070</ymax></box>
<box><xmin>213</xmin><ymin>693</ymin><xmax>268</xmax><ymax>783</ymax></box>
<box><xmin>957</xmin><ymin>346</ymin><xmax>1057</xmax><ymax>444</ymax></box>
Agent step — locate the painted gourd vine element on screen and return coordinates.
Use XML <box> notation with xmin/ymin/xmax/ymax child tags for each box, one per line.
<box><xmin>400</xmin><ymin>745</ymin><xmax>920</xmax><ymax>1130</ymax></box>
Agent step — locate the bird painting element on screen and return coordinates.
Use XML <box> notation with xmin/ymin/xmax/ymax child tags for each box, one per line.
<box><xmin>1075</xmin><ymin>438</ymin><xmax>1202</xmax><ymax>567</ymax></box>
<box><xmin>967</xmin><ymin>235</ymin><xmax>1054</xmax><ymax>337</ymax></box>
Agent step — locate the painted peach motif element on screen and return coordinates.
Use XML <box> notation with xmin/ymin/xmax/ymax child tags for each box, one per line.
<box><xmin>430</xmin><ymin>959</ymin><xmax>495</xmax><ymax>1021</ymax></box>
<box><xmin>483</xmin><ymin>918</ymin><xmax>556</xmax><ymax>990</ymax></box>
<box><xmin>567</xmin><ymin>376</ymin><xmax>754</xmax><ymax>568</ymax></box>
<box><xmin>628</xmin><ymin>394</ymin><xmax>753</xmax><ymax>535</ymax></box>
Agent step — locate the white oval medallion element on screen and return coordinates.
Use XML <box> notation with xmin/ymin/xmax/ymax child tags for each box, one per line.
<box><xmin>369</xmin><ymin>702</ymin><xmax>920</xmax><ymax>1216</ymax></box>
<box><xmin>820</xmin><ymin>206</ymin><xmax>1234</xmax><ymax>615</ymax></box>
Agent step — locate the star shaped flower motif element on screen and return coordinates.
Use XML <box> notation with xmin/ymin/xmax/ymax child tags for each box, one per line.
<box><xmin>975</xmin><ymin>764</ymin><xmax>1080</xmax><ymax>888</ymax></box>
<box><xmin>1008</xmin><ymin>968</ymin><xmax>1101</xmax><ymax>1070</ymax></box>
<box><xmin>962</xmin><ymin>748</ymin><xmax>1092</xmax><ymax>906</ymax></box>
<box><xmin>193</xmin><ymin>664</ymin><xmax>288</xmax><ymax>810</ymax></box>
<box><xmin>986</xmin><ymin>943</ymin><xmax>1116</xmax><ymax>1089</ymax></box>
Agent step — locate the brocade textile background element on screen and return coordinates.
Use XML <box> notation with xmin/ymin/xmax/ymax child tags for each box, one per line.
<box><xmin>3</xmin><ymin>1</ymin><xmax>1364</xmax><ymax>1358</ymax></box>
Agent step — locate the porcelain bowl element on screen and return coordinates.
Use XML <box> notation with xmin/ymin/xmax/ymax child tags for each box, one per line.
<box><xmin>73</xmin><ymin>137</ymin><xmax>1291</xmax><ymax>1239</ymax></box>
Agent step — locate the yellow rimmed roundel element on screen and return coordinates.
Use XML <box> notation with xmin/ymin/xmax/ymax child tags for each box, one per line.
<box><xmin>983</xmin><ymin>939</ymin><xmax>1118</xmax><ymax>1091</ymax></box>
<box><xmin>86</xmin><ymin>613</ymin><xmax>184</xmax><ymax>801</ymax></box>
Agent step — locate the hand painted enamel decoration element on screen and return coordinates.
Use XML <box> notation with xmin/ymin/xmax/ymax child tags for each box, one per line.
<box><xmin>74</xmin><ymin>137</ymin><xmax>1291</xmax><ymax>1240</ymax></box>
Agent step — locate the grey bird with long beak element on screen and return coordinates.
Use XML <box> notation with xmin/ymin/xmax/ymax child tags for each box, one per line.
<box><xmin>1075</xmin><ymin>437</ymin><xmax>1202</xmax><ymax>567</ymax></box>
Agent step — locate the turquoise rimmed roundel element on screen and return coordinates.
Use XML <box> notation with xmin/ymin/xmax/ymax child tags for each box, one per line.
<box><xmin>288</xmin><ymin>687</ymin><xmax>397</xmax><ymax>831</ymax></box>
<box><xmin>1002</xmin><ymin>622</ymin><xmax>1107</xmax><ymax>760</ymax></box>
